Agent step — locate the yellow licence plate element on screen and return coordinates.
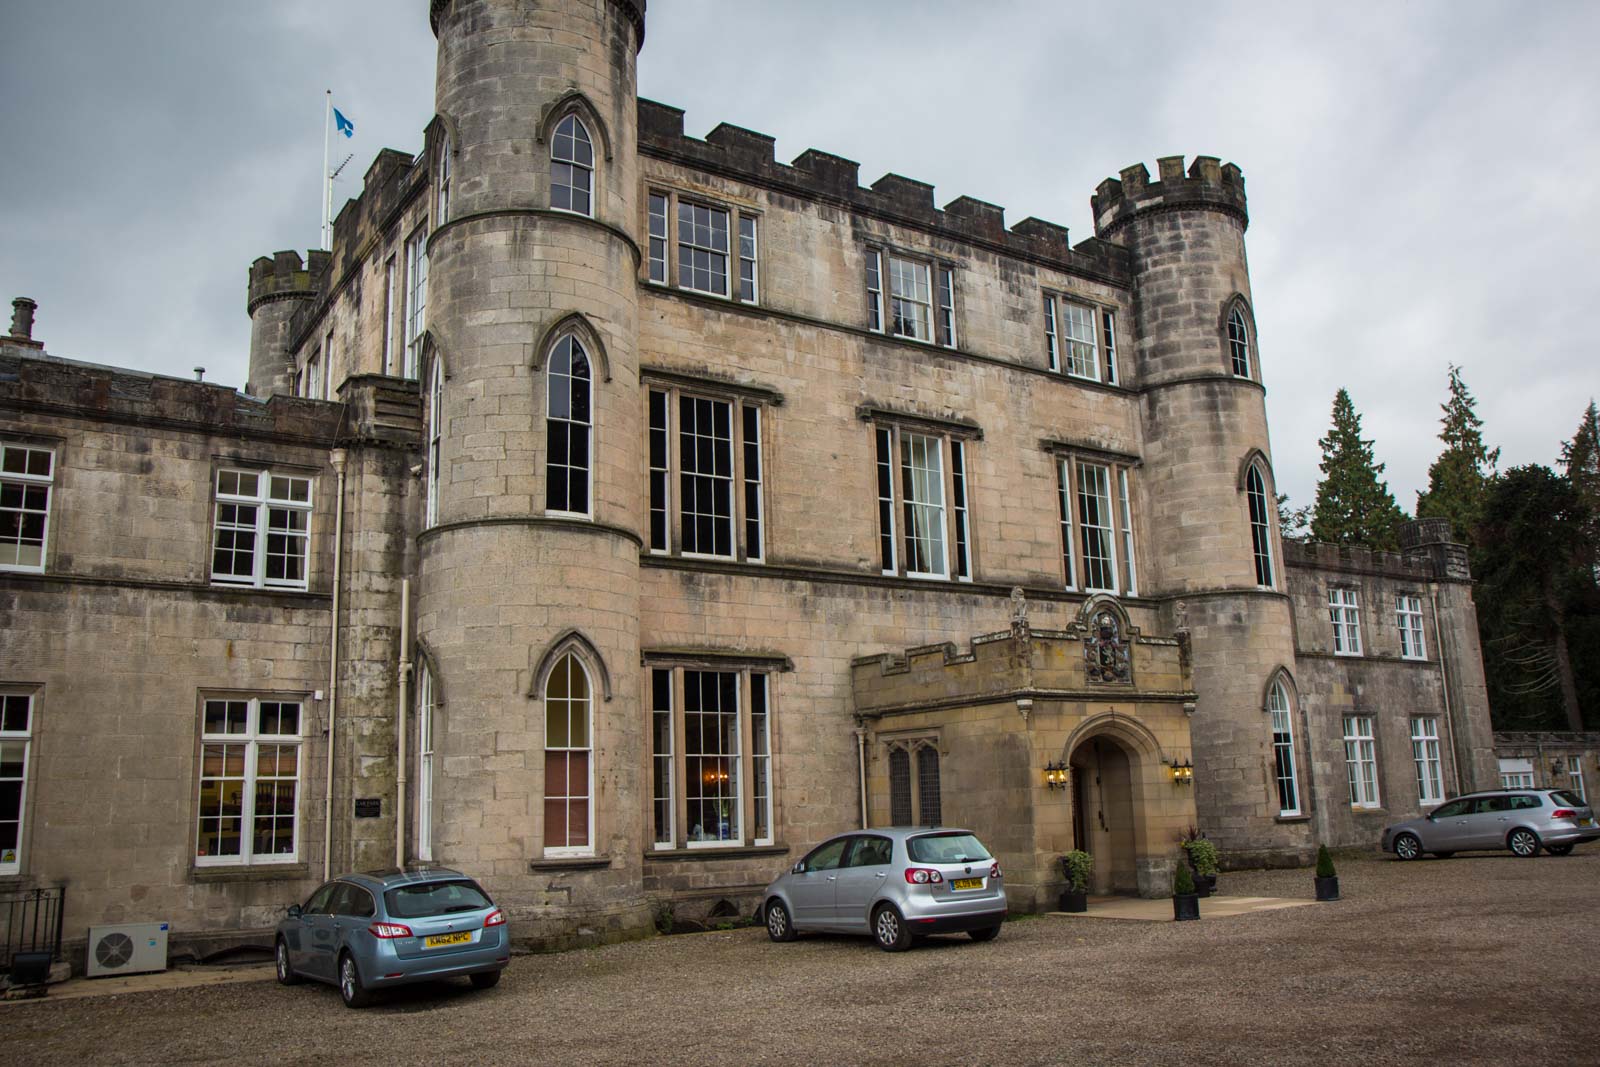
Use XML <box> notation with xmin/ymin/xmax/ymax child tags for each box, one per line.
<box><xmin>951</xmin><ymin>878</ymin><xmax>983</xmax><ymax>891</ymax></box>
<box><xmin>1582</xmin><ymin>818</ymin><xmax>1595</xmax><ymax>828</ymax></box>
<box><xmin>425</xmin><ymin>931</ymin><xmax>472</xmax><ymax>948</ymax></box>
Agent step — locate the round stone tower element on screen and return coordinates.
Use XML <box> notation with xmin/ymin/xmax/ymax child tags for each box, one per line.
<box><xmin>245</xmin><ymin>250</ymin><xmax>319</xmax><ymax>398</ymax></box>
<box><xmin>1093</xmin><ymin>157</ymin><xmax>1307</xmax><ymax>864</ymax></box>
<box><xmin>421</xmin><ymin>0</ymin><xmax>650</xmax><ymax>943</ymax></box>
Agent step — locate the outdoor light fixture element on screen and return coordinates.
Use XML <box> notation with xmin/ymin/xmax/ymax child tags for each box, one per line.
<box><xmin>1171</xmin><ymin>758</ymin><xmax>1194</xmax><ymax>785</ymax></box>
<box><xmin>1044</xmin><ymin>760</ymin><xmax>1069</xmax><ymax>790</ymax></box>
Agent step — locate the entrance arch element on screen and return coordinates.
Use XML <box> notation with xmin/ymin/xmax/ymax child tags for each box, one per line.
<box><xmin>1064</xmin><ymin>713</ymin><xmax>1168</xmax><ymax>896</ymax></box>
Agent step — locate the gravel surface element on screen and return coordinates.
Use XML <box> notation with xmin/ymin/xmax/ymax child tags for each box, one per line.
<box><xmin>7</xmin><ymin>850</ymin><xmax>1596</xmax><ymax>1065</ymax></box>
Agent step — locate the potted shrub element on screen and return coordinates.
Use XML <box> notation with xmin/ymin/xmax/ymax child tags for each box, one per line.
<box><xmin>1180</xmin><ymin>832</ymin><xmax>1220</xmax><ymax>898</ymax></box>
<box><xmin>1059</xmin><ymin>850</ymin><xmax>1093</xmax><ymax>912</ymax></box>
<box><xmin>1172</xmin><ymin>861</ymin><xmax>1201</xmax><ymax>921</ymax></box>
<box><xmin>1314</xmin><ymin>844</ymin><xmax>1340</xmax><ymax>902</ymax></box>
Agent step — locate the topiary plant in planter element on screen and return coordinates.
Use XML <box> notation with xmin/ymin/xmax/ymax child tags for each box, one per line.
<box><xmin>1059</xmin><ymin>850</ymin><xmax>1093</xmax><ymax>913</ymax></box>
<box><xmin>1172</xmin><ymin>859</ymin><xmax>1200</xmax><ymax>921</ymax></box>
<box><xmin>1180</xmin><ymin>831</ymin><xmax>1221</xmax><ymax>897</ymax></box>
<box><xmin>1314</xmin><ymin>844</ymin><xmax>1340</xmax><ymax>902</ymax></box>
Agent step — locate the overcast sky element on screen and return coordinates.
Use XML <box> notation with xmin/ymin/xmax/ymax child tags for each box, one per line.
<box><xmin>2</xmin><ymin>1</ymin><xmax>1596</xmax><ymax>511</ymax></box>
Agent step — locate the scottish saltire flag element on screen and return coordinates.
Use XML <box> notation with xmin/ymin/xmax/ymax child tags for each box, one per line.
<box><xmin>334</xmin><ymin>108</ymin><xmax>354</xmax><ymax>138</ymax></box>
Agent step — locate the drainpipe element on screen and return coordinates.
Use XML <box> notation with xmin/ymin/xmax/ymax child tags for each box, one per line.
<box><xmin>395</xmin><ymin>579</ymin><xmax>411</xmax><ymax>867</ymax></box>
<box><xmin>855</xmin><ymin>726</ymin><xmax>868</xmax><ymax>829</ymax></box>
<box><xmin>323</xmin><ymin>448</ymin><xmax>347</xmax><ymax>881</ymax></box>
<box><xmin>1430</xmin><ymin>591</ymin><xmax>1463</xmax><ymax>796</ymax></box>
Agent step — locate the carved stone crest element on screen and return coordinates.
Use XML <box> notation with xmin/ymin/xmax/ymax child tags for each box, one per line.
<box><xmin>1084</xmin><ymin>610</ymin><xmax>1132</xmax><ymax>684</ymax></box>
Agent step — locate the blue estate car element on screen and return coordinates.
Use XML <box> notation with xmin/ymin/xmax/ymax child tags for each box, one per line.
<box><xmin>275</xmin><ymin>867</ymin><xmax>509</xmax><ymax>1008</ymax></box>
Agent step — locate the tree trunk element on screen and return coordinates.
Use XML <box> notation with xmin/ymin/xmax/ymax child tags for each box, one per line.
<box><xmin>1548</xmin><ymin>587</ymin><xmax>1584</xmax><ymax>731</ymax></box>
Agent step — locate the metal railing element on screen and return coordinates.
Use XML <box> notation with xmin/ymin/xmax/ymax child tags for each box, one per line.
<box><xmin>1</xmin><ymin>886</ymin><xmax>66</xmax><ymax>969</ymax></box>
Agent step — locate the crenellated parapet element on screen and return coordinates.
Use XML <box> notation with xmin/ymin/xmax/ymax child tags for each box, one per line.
<box><xmin>639</xmin><ymin>99</ymin><xmax>1129</xmax><ymax>280</ymax></box>
<box><xmin>1091</xmin><ymin>155</ymin><xmax>1247</xmax><ymax>239</ymax></box>
<box><xmin>246</xmin><ymin>250</ymin><xmax>320</xmax><ymax>316</ymax></box>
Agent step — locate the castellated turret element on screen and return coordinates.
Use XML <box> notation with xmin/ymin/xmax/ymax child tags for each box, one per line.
<box><xmin>246</xmin><ymin>250</ymin><xmax>322</xmax><ymax>397</ymax></box>
<box><xmin>421</xmin><ymin>0</ymin><xmax>652</xmax><ymax>940</ymax></box>
<box><xmin>1096</xmin><ymin>155</ymin><xmax>1302</xmax><ymax>863</ymax></box>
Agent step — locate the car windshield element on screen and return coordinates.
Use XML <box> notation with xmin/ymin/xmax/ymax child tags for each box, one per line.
<box><xmin>906</xmin><ymin>832</ymin><xmax>991</xmax><ymax>864</ymax></box>
<box><xmin>1551</xmin><ymin>790</ymin><xmax>1587</xmax><ymax>808</ymax></box>
<box><xmin>384</xmin><ymin>879</ymin><xmax>493</xmax><ymax>919</ymax></box>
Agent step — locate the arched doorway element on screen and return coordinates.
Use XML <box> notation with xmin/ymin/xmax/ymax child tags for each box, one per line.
<box><xmin>1069</xmin><ymin>733</ymin><xmax>1141</xmax><ymax>895</ymax></box>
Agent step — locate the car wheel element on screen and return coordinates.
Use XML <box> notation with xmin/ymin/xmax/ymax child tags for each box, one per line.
<box><xmin>1545</xmin><ymin>842</ymin><xmax>1574</xmax><ymax>856</ymax></box>
<box><xmin>1508</xmin><ymin>828</ymin><xmax>1541</xmax><ymax>857</ymax></box>
<box><xmin>1392</xmin><ymin>832</ymin><xmax>1423</xmax><ymax>861</ymax></box>
<box><xmin>1430</xmin><ymin>852</ymin><xmax>1454</xmax><ymax>859</ymax></box>
<box><xmin>274</xmin><ymin>939</ymin><xmax>299</xmax><ymax>986</ymax></box>
<box><xmin>968</xmin><ymin>925</ymin><xmax>1001</xmax><ymax>943</ymax></box>
<box><xmin>470</xmin><ymin>971</ymin><xmax>501</xmax><ymax>990</ymax></box>
<box><xmin>872</xmin><ymin>904</ymin><xmax>912</xmax><ymax>952</ymax></box>
<box><xmin>338</xmin><ymin>952</ymin><xmax>373</xmax><ymax>1009</ymax></box>
<box><xmin>764</xmin><ymin>899</ymin><xmax>798</xmax><ymax>943</ymax></box>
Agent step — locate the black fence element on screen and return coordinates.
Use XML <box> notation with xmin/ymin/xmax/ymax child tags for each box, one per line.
<box><xmin>1</xmin><ymin>887</ymin><xmax>66</xmax><ymax>969</ymax></box>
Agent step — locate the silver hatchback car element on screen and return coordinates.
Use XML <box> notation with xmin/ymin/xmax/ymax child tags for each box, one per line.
<box><xmin>1381</xmin><ymin>790</ymin><xmax>1599</xmax><ymax>860</ymax></box>
<box><xmin>762</xmin><ymin>827</ymin><xmax>1007</xmax><ymax>951</ymax></box>
<box><xmin>275</xmin><ymin>867</ymin><xmax>510</xmax><ymax>1008</ymax></box>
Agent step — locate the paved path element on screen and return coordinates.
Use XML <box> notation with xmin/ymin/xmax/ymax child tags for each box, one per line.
<box><xmin>1052</xmin><ymin>892</ymin><xmax>1315</xmax><ymax>921</ymax></box>
<box><xmin>5</xmin><ymin>850</ymin><xmax>1596</xmax><ymax>1065</ymax></box>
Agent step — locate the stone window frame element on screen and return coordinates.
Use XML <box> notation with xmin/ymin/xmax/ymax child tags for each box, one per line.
<box><xmin>1396</xmin><ymin>593</ymin><xmax>1427</xmax><ymax>660</ymax></box>
<box><xmin>437</xmin><ymin>130</ymin><xmax>453</xmax><ymax>225</ymax></box>
<box><xmin>1042</xmin><ymin>289</ymin><xmax>1119</xmax><ymax>385</ymax></box>
<box><xmin>208</xmin><ymin>465</ymin><xmax>315</xmax><ymax>592</ymax></box>
<box><xmin>536</xmin><ymin>90</ymin><xmax>613</xmax><ymax>222</ymax></box>
<box><xmin>1237</xmin><ymin>450</ymin><xmax>1277</xmax><ymax>589</ymax></box>
<box><xmin>644</xmin><ymin>187</ymin><xmax>762</xmax><ymax>306</ymax></box>
<box><xmin>1265</xmin><ymin>673</ymin><xmax>1303</xmax><ymax>818</ymax></box>
<box><xmin>540</xmin><ymin>650</ymin><xmax>596</xmax><ymax>858</ymax></box>
<box><xmin>1410</xmin><ymin>716</ymin><xmax>1445</xmax><ymax>805</ymax></box>
<box><xmin>644</xmin><ymin>371</ymin><xmax>772</xmax><ymax>563</ymax></box>
<box><xmin>1343</xmin><ymin>713</ymin><xmax>1381</xmax><ymax>809</ymax></box>
<box><xmin>1328</xmin><ymin>586</ymin><xmax>1364</xmax><ymax>656</ymax></box>
<box><xmin>193</xmin><ymin>692</ymin><xmax>307</xmax><ymax>869</ymax></box>
<box><xmin>884</xmin><ymin>735</ymin><xmax>943</xmax><ymax>827</ymax></box>
<box><xmin>0</xmin><ymin>441</ymin><xmax>56</xmax><ymax>575</ymax></box>
<box><xmin>645</xmin><ymin>657</ymin><xmax>780</xmax><ymax>851</ymax></box>
<box><xmin>865</xmin><ymin>245</ymin><xmax>958</xmax><ymax>349</ymax></box>
<box><xmin>543</xmin><ymin>333</ymin><xmax>596</xmax><ymax>520</ymax></box>
<box><xmin>1048</xmin><ymin>443</ymin><xmax>1139</xmax><ymax>596</ymax></box>
<box><xmin>424</xmin><ymin>350</ymin><xmax>445</xmax><ymax>529</ymax></box>
<box><xmin>549</xmin><ymin>113</ymin><xmax>596</xmax><ymax>218</ymax></box>
<box><xmin>1219</xmin><ymin>295</ymin><xmax>1259</xmax><ymax>382</ymax></box>
<box><xmin>403</xmin><ymin>225</ymin><xmax>428</xmax><ymax>381</ymax></box>
<box><xmin>1566</xmin><ymin>755</ymin><xmax>1587</xmax><ymax>802</ymax></box>
<box><xmin>0</xmin><ymin>687</ymin><xmax>37</xmax><ymax>875</ymax></box>
<box><xmin>414</xmin><ymin>649</ymin><xmax>442</xmax><ymax>863</ymax></box>
<box><xmin>869</xmin><ymin>414</ymin><xmax>978</xmax><ymax>583</ymax></box>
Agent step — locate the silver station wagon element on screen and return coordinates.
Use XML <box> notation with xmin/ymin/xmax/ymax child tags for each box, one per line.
<box><xmin>762</xmin><ymin>827</ymin><xmax>1007</xmax><ymax>951</ymax></box>
<box><xmin>275</xmin><ymin>867</ymin><xmax>510</xmax><ymax>1008</ymax></box>
<box><xmin>1381</xmin><ymin>790</ymin><xmax>1599</xmax><ymax>860</ymax></box>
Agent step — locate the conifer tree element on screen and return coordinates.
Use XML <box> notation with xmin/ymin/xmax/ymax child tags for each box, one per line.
<box><xmin>1560</xmin><ymin>400</ymin><xmax>1600</xmax><ymax>576</ymax></box>
<box><xmin>1415</xmin><ymin>364</ymin><xmax>1499</xmax><ymax>545</ymax></box>
<box><xmin>1310</xmin><ymin>389</ymin><xmax>1406</xmax><ymax>549</ymax></box>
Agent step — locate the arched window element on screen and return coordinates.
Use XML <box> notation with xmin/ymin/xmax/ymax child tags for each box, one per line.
<box><xmin>1247</xmin><ymin>463</ymin><xmax>1274</xmax><ymax>587</ymax></box>
<box><xmin>416</xmin><ymin>663</ymin><xmax>437</xmax><ymax>860</ymax></box>
<box><xmin>916</xmin><ymin>746</ymin><xmax>941</xmax><ymax>825</ymax></box>
<box><xmin>543</xmin><ymin>652</ymin><xmax>593</xmax><ymax>855</ymax></box>
<box><xmin>545</xmin><ymin>336</ymin><xmax>592</xmax><ymax>516</ymax></box>
<box><xmin>437</xmin><ymin>135</ymin><xmax>452</xmax><ymax>224</ymax></box>
<box><xmin>888</xmin><ymin>748</ymin><xmax>912</xmax><ymax>825</ymax></box>
<box><xmin>425</xmin><ymin>357</ymin><xmax>444</xmax><ymax>528</ymax></box>
<box><xmin>1268</xmin><ymin>681</ymin><xmax>1300</xmax><ymax>816</ymax></box>
<box><xmin>1228</xmin><ymin>306</ymin><xmax>1251</xmax><ymax>378</ymax></box>
<box><xmin>551</xmin><ymin>114</ymin><xmax>594</xmax><ymax>217</ymax></box>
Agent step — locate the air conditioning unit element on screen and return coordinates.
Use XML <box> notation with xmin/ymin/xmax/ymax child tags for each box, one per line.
<box><xmin>86</xmin><ymin>922</ymin><xmax>169</xmax><ymax>978</ymax></box>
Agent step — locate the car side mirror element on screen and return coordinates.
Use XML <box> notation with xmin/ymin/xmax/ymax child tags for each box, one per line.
<box><xmin>792</xmin><ymin>862</ymin><xmax>805</xmax><ymax>874</ymax></box>
<box><xmin>287</xmin><ymin>903</ymin><xmax>302</xmax><ymax>918</ymax></box>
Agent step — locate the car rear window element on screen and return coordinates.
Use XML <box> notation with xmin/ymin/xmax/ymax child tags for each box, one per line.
<box><xmin>384</xmin><ymin>879</ymin><xmax>493</xmax><ymax>919</ymax></box>
<box><xmin>1551</xmin><ymin>790</ymin><xmax>1587</xmax><ymax>808</ymax></box>
<box><xmin>906</xmin><ymin>832</ymin><xmax>991</xmax><ymax>864</ymax></box>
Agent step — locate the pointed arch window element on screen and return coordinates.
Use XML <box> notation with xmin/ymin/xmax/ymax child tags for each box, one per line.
<box><xmin>545</xmin><ymin>336</ymin><xmax>592</xmax><ymax>516</ymax></box>
<box><xmin>416</xmin><ymin>663</ymin><xmax>437</xmax><ymax>860</ymax></box>
<box><xmin>1246</xmin><ymin>463</ymin><xmax>1274</xmax><ymax>587</ymax></box>
<box><xmin>551</xmin><ymin>114</ymin><xmax>594</xmax><ymax>217</ymax></box>
<box><xmin>437</xmin><ymin>135</ymin><xmax>452</xmax><ymax>224</ymax></box>
<box><xmin>887</xmin><ymin>739</ymin><xmax>941</xmax><ymax>826</ymax></box>
<box><xmin>425</xmin><ymin>357</ymin><xmax>444</xmax><ymax>528</ymax></box>
<box><xmin>1228</xmin><ymin>306</ymin><xmax>1252</xmax><ymax>378</ymax></box>
<box><xmin>1268</xmin><ymin>681</ymin><xmax>1300</xmax><ymax>816</ymax></box>
<box><xmin>543</xmin><ymin>653</ymin><xmax>593</xmax><ymax>856</ymax></box>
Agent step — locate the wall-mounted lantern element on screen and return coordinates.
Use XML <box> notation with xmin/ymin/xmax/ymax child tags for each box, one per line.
<box><xmin>1044</xmin><ymin>760</ymin><xmax>1069</xmax><ymax>790</ymax></box>
<box><xmin>1171</xmin><ymin>758</ymin><xmax>1194</xmax><ymax>785</ymax></box>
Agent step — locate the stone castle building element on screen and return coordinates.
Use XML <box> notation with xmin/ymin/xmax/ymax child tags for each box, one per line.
<box><xmin>2</xmin><ymin>0</ymin><xmax>1499</xmax><ymax>961</ymax></box>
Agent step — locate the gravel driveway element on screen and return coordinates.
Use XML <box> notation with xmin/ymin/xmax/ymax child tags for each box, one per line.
<box><xmin>7</xmin><ymin>850</ymin><xmax>1596</xmax><ymax>1065</ymax></box>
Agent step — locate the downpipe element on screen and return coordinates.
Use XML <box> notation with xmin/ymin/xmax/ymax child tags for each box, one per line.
<box><xmin>396</xmin><ymin>579</ymin><xmax>411</xmax><ymax>867</ymax></box>
<box><xmin>323</xmin><ymin>448</ymin><xmax>347</xmax><ymax>881</ymax></box>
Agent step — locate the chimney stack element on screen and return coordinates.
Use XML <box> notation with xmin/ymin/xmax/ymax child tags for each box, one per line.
<box><xmin>10</xmin><ymin>297</ymin><xmax>37</xmax><ymax>341</ymax></box>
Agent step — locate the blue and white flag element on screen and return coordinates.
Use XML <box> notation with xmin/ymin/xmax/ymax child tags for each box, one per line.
<box><xmin>334</xmin><ymin>107</ymin><xmax>354</xmax><ymax>139</ymax></box>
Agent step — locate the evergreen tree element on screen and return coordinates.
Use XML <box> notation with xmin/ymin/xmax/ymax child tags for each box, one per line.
<box><xmin>1310</xmin><ymin>389</ymin><xmax>1406</xmax><ymax>549</ymax></box>
<box><xmin>1560</xmin><ymin>400</ymin><xmax>1600</xmax><ymax>576</ymax></box>
<box><xmin>1275</xmin><ymin>493</ymin><xmax>1310</xmax><ymax>543</ymax></box>
<box><xmin>1415</xmin><ymin>364</ymin><xmax>1499</xmax><ymax>545</ymax></box>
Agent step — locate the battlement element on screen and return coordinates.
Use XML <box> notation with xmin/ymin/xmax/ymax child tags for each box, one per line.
<box><xmin>246</xmin><ymin>250</ymin><xmax>321</xmax><ymax>315</ymax></box>
<box><xmin>1282</xmin><ymin>539</ymin><xmax>1442</xmax><ymax>581</ymax></box>
<box><xmin>638</xmin><ymin>99</ymin><xmax>1130</xmax><ymax>280</ymax></box>
<box><xmin>1091</xmin><ymin>155</ymin><xmax>1248</xmax><ymax>238</ymax></box>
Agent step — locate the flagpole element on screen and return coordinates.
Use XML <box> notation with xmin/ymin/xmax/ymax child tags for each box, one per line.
<box><xmin>321</xmin><ymin>90</ymin><xmax>332</xmax><ymax>249</ymax></box>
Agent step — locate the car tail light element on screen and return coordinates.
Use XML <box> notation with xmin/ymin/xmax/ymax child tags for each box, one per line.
<box><xmin>1551</xmin><ymin>809</ymin><xmax>1576</xmax><ymax>819</ymax></box>
<box><xmin>484</xmin><ymin>908</ymin><xmax>507</xmax><ymax>927</ymax></box>
<box><xmin>990</xmin><ymin>862</ymin><xmax>1003</xmax><ymax>879</ymax></box>
<box><xmin>368</xmin><ymin>922</ymin><xmax>413</xmax><ymax>939</ymax></box>
<box><xmin>903</xmin><ymin>868</ymin><xmax>945</xmax><ymax>885</ymax></box>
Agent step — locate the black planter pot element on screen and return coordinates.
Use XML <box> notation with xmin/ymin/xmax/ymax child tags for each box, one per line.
<box><xmin>1193</xmin><ymin>873</ymin><xmax>1217</xmax><ymax>898</ymax></box>
<box><xmin>1059</xmin><ymin>888</ymin><xmax>1088</xmax><ymax>913</ymax></box>
<box><xmin>1172</xmin><ymin>892</ymin><xmax>1201</xmax><ymax>921</ymax></box>
<box><xmin>1314</xmin><ymin>874</ymin><xmax>1340</xmax><ymax>901</ymax></box>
